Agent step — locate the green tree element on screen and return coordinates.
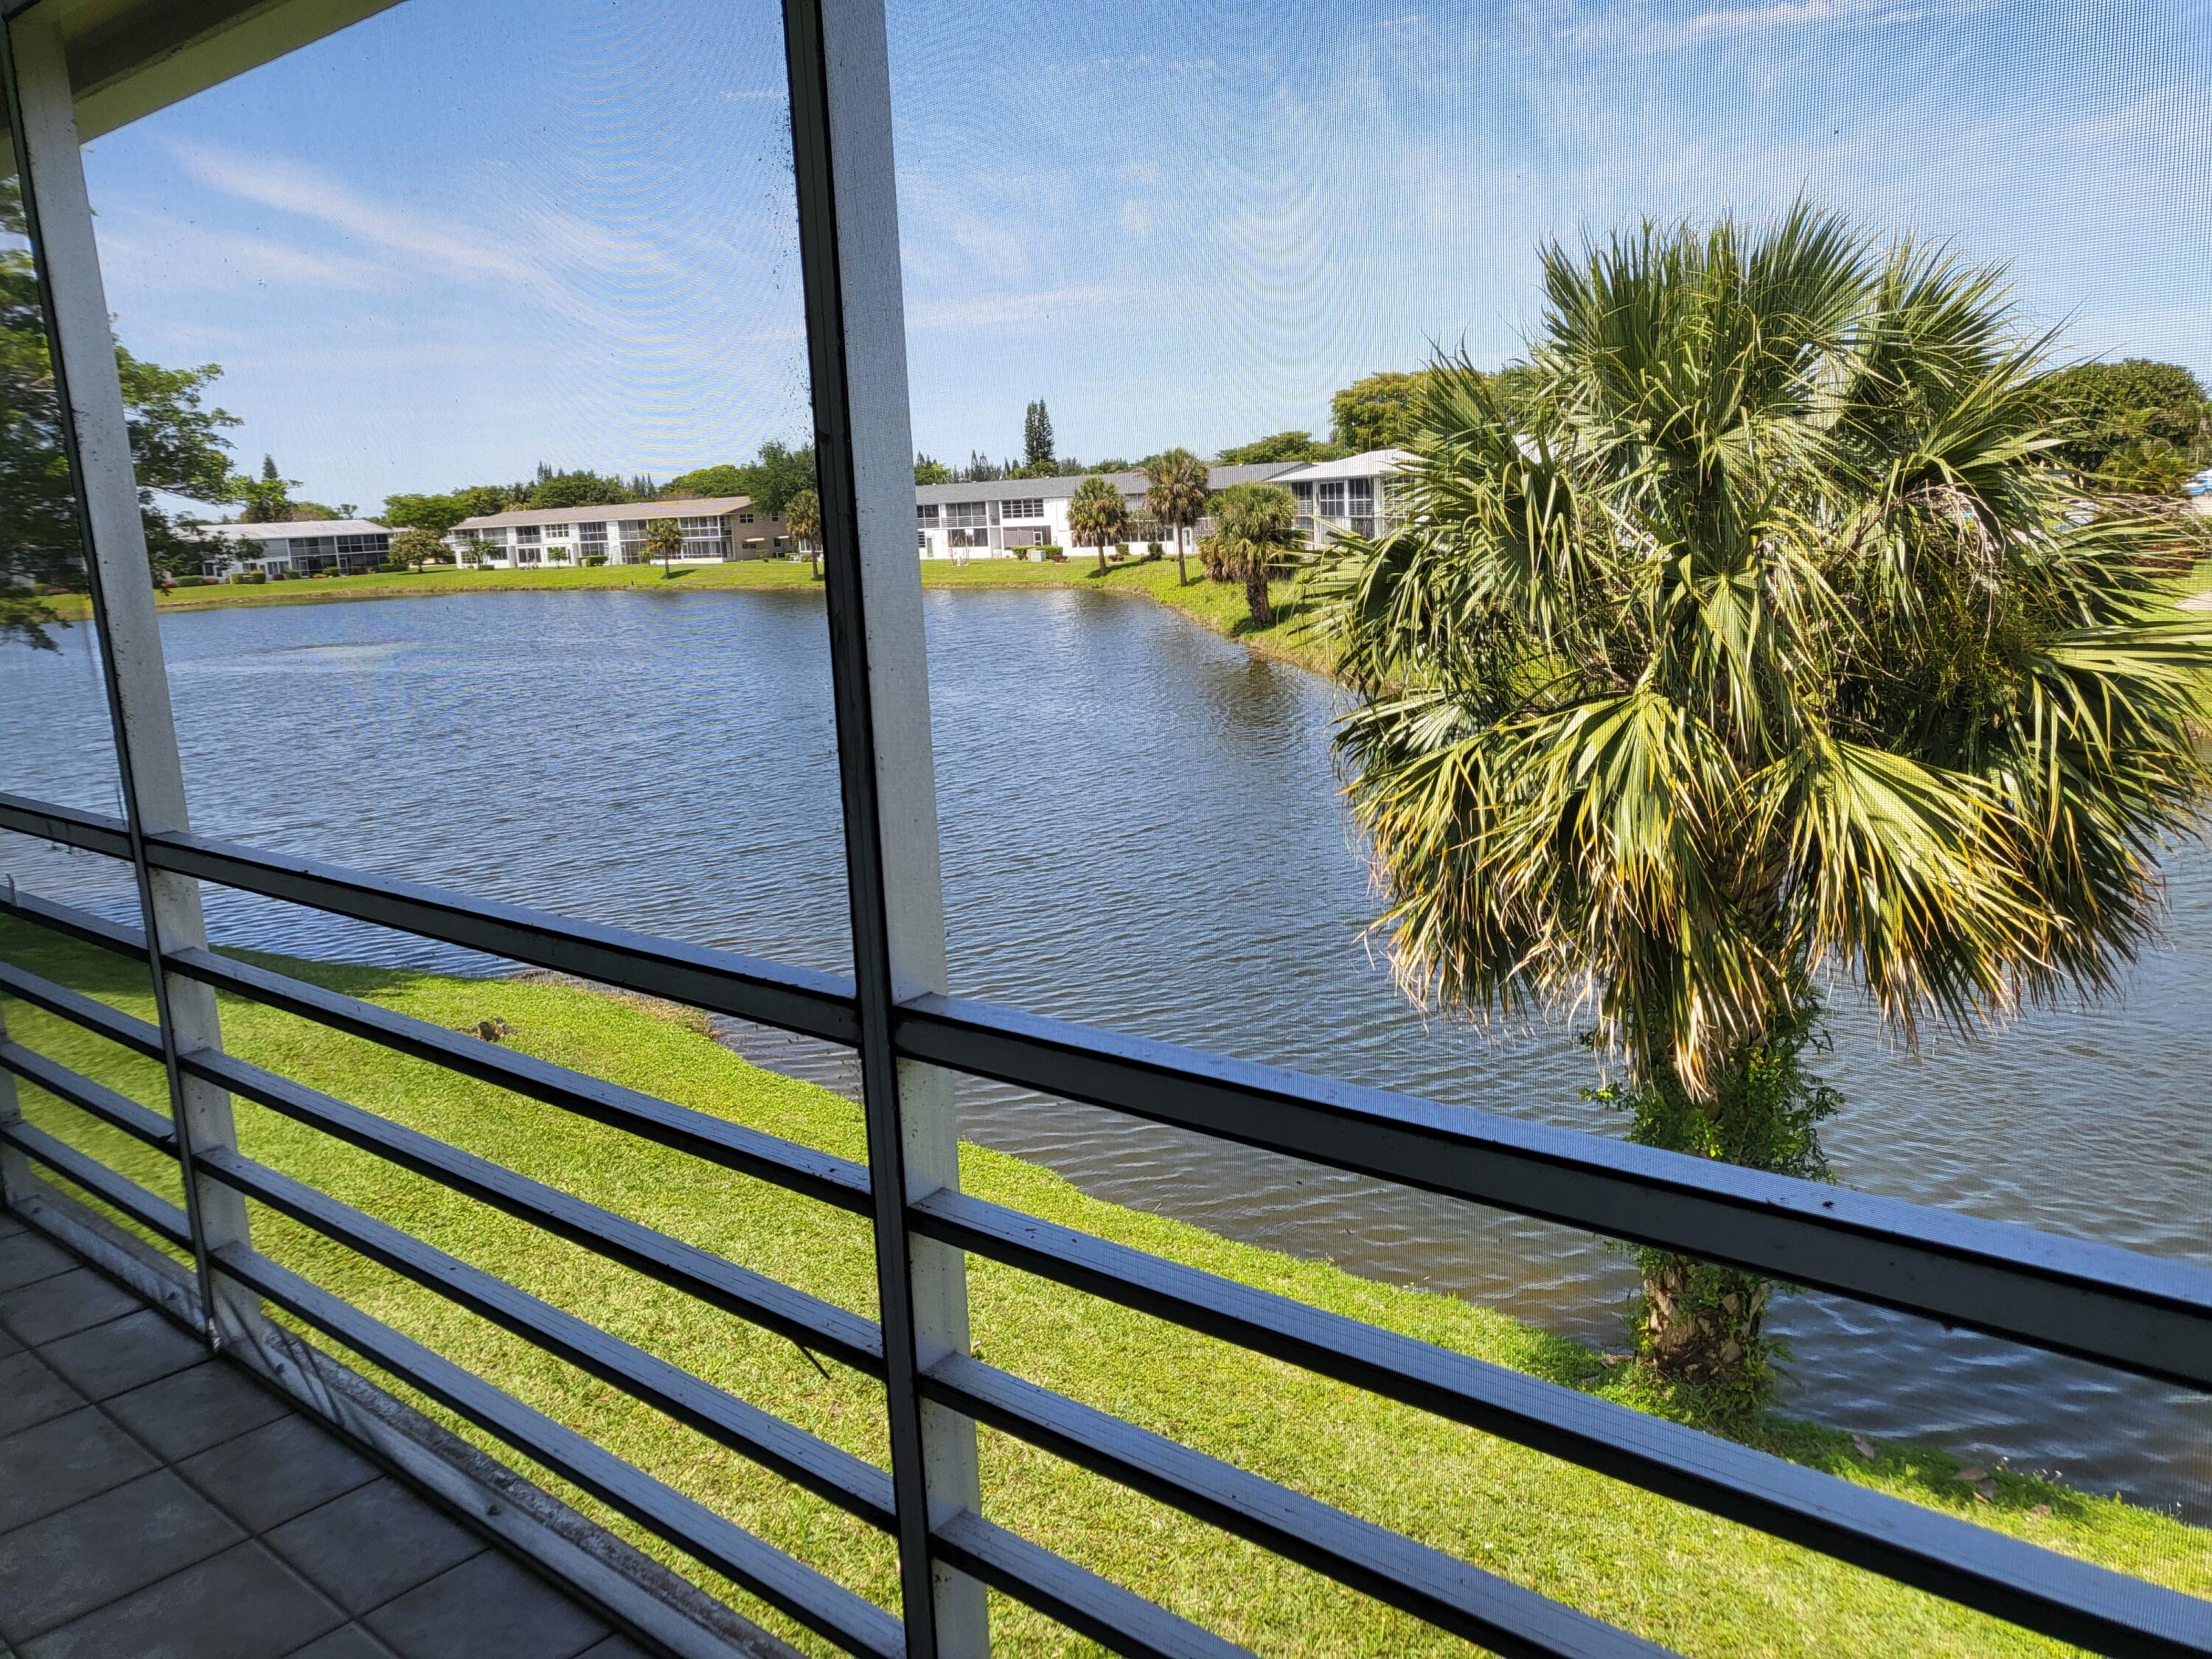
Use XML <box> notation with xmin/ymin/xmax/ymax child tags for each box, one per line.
<box><xmin>2040</xmin><ymin>359</ymin><xmax>2209</xmax><ymax>493</ymax></box>
<box><xmin>527</xmin><ymin>468</ymin><xmax>635</xmax><ymax>509</ymax></box>
<box><xmin>1208</xmin><ymin>481</ymin><xmax>1299</xmax><ymax>625</ymax></box>
<box><xmin>0</xmin><ymin>176</ymin><xmax>239</xmax><ymax>641</ymax></box>
<box><xmin>1143</xmin><ymin>448</ymin><xmax>1211</xmax><ymax>585</ymax></box>
<box><xmin>1314</xmin><ymin>209</ymin><xmax>2212</xmax><ymax>1407</ymax></box>
<box><xmin>663</xmin><ymin>463</ymin><xmax>748</xmax><ymax>498</ymax></box>
<box><xmin>1065</xmin><ymin>476</ymin><xmax>1129</xmax><ymax>575</ymax></box>
<box><xmin>386</xmin><ymin>527</ymin><xmax>447</xmax><ymax>571</ymax></box>
<box><xmin>236</xmin><ymin>454</ymin><xmax>297</xmax><ymax>523</ymax></box>
<box><xmin>914</xmin><ymin>453</ymin><xmax>950</xmax><ymax>485</ymax></box>
<box><xmin>643</xmin><ymin>515</ymin><xmax>684</xmax><ymax>576</ymax></box>
<box><xmin>1330</xmin><ymin>371</ymin><xmax>1433</xmax><ymax>452</ymax></box>
<box><xmin>1217</xmin><ymin>430</ymin><xmax>1335</xmax><ymax>465</ymax></box>
<box><xmin>1023</xmin><ymin>398</ymin><xmax>1055</xmax><ymax>470</ymax></box>
<box><xmin>787</xmin><ymin>486</ymin><xmax>822</xmax><ymax>578</ymax></box>
<box><xmin>380</xmin><ymin>492</ymin><xmax>468</xmax><ymax>536</ymax></box>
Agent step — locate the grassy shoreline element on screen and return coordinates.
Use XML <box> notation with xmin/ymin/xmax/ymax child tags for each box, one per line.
<box><xmin>41</xmin><ymin>555</ymin><xmax>1340</xmax><ymax>677</ymax></box>
<box><xmin>4</xmin><ymin>919</ymin><xmax>2201</xmax><ymax>1655</ymax></box>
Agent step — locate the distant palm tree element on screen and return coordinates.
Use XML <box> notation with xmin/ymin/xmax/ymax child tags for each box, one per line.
<box><xmin>1209</xmin><ymin>482</ymin><xmax>1300</xmax><ymax>625</ymax></box>
<box><xmin>1067</xmin><ymin>476</ymin><xmax>1129</xmax><ymax>575</ymax></box>
<box><xmin>787</xmin><ymin>487</ymin><xmax>822</xmax><ymax>577</ymax></box>
<box><xmin>644</xmin><ymin>515</ymin><xmax>684</xmax><ymax>577</ymax></box>
<box><xmin>1144</xmin><ymin>449</ymin><xmax>1211</xmax><ymax>585</ymax></box>
<box><xmin>1314</xmin><ymin>206</ymin><xmax>2212</xmax><ymax>1404</ymax></box>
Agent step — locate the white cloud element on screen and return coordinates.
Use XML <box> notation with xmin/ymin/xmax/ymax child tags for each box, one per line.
<box><xmin>166</xmin><ymin>139</ymin><xmax>543</xmax><ymax>290</ymax></box>
<box><xmin>905</xmin><ymin>282</ymin><xmax>1132</xmax><ymax>332</ymax></box>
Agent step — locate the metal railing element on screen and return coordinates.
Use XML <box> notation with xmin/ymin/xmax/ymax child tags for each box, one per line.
<box><xmin>4</xmin><ymin>792</ymin><xmax>2209</xmax><ymax>1658</ymax></box>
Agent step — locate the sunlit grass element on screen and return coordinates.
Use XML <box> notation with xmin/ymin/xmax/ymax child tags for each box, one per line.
<box><xmin>3</xmin><ymin>919</ymin><xmax>2203</xmax><ymax>1655</ymax></box>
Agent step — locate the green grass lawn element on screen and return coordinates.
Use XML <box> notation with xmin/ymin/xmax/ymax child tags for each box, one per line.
<box><xmin>40</xmin><ymin>553</ymin><xmax>1338</xmax><ymax>677</ymax></box>
<box><xmin>3</xmin><ymin>919</ymin><xmax>2202</xmax><ymax>1655</ymax></box>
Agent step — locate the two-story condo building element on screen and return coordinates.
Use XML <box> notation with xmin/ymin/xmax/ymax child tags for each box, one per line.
<box><xmin>184</xmin><ymin>519</ymin><xmax>393</xmax><ymax>580</ymax></box>
<box><xmin>443</xmin><ymin>496</ymin><xmax>787</xmax><ymax>566</ymax></box>
<box><xmin>912</xmin><ymin>451</ymin><xmax>1408</xmax><ymax>558</ymax></box>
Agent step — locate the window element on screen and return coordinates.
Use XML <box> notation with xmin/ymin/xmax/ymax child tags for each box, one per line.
<box><xmin>546</xmin><ymin>523</ymin><xmax>571</xmax><ymax>538</ymax></box>
<box><xmin>1318</xmin><ymin>480</ymin><xmax>1347</xmax><ymax>518</ymax></box>
<box><xmin>515</xmin><ymin>524</ymin><xmax>542</xmax><ymax>543</ymax></box>
<box><xmin>1000</xmin><ymin>498</ymin><xmax>1043</xmax><ymax>520</ymax></box>
<box><xmin>1346</xmin><ymin>479</ymin><xmax>1374</xmax><ymax>515</ymax></box>
<box><xmin>917</xmin><ymin>504</ymin><xmax>941</xmax><ymax>527</ymax></box>
<box><xmin>579</xmin><ymin>522</ymin><xmax>607</xmax><ymax>544</ymax></box>
<box><xmin>739</xmin><ymin>512</ymin><xmax>755</xmax><ymax>524</ymax></box>
<box><xmin>946</xmin><ymin>501</ymin><xmax>989</xmax><ymax>528</ymax></box>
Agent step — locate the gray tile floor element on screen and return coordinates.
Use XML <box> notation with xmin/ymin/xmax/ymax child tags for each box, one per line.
<box><xmin>0</xmin><ymin>1214</ymin><xmax>652</xmax><ymax>1659</ymax></box>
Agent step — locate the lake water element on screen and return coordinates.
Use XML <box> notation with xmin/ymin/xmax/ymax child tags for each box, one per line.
<box><xmin>4</xmin><ymin>585</ymin><xmax>2208</xmax><ymax>1518</ymax></box>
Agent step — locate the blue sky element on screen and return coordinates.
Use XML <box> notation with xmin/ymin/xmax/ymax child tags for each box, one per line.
<box><xmin>77</xmin><ymin>0</ymin><xmax>2212</xmax><ymax>512</ymax></box>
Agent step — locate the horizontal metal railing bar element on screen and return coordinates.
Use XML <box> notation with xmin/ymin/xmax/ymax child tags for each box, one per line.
<box><xmin>164</xmin><ymin>943</ymin><xmax>874</xmax><ymax>1218</ymax></box>
<box><xmin>929</xmin><ymin>1511</ymin><xmax>1252</xmax><ymax>1659</ymax></box>
<box><xmin>922</xmin><ymin>1354</ymin><xmax>1673</xmax><ymax>1659</ymax></box>
<box><xmin>0</xmin><ymin>886</ymin><xmax>875</xmax><ymax>1217</ymax></box>
<box><xmin>195</xmin><ymin>1144</ymin><xmax>898</xmax><ymax>1531</ymax></box>
<box><xmin>210</xmin><ymin>1239</ymin><xmax>903</xmax><ymax>1659</ymax></box>
<box><xmin>178</xmin><ymin>1039</ymin><xmax>883</xmax><ymax>1374</ymax></box>
<box><xmin>0</xmin><ymin>1040</ymin><xmax>175</xmax><ymax>1151</ymax></box>
<box><xmin>0</xmin><ymin>1120</ymin><xmax>191</xmax><ymax>1249</ymax></box>
<box><xmin>0</xmin><ymin>792</ymin><xmax>862</xmax><ymax>1045</ymax></box>
<box><xmin>0</xmin><ymin>793</ymin><xmax>132</xmax><ymax>861</ymax></box>
<box><xmin>1</xmin><ymin>880</ymin><xmax>873</xmax><ymax>1211</ymax></box>
<box><xmin>0</xmin><ymin>955</ymin><xmax>167</xmax><ymax>1062</ymax></box>
<box><xmin>895</xmin><ymin>994</ymin><xmax>2212</xmax><ymax>1394</ymax></box>
<box><xmin>912</xmin><ymin>1191</ymin><xmax>2212</xmax><ymax>1659</ymax></box>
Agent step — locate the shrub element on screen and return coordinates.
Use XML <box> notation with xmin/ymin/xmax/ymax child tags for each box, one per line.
<box><xmin>237</xmin><ymin>571</ymin><xmax>268</xmax><ymax>584</ymax></box>
<box><xmin>582</xmin><ymin>552</ymin><xmax>607</xmax><ymax>567</ymax></box>
<box><xmin>1146</xmin><ymin>541</ymin><xmax>1164</xmax><ymax>560</ymax></box>
<box><xmin>170</xmin><ymin>575</ymin><xmax>209</xmax><ymax>588</ymax></box>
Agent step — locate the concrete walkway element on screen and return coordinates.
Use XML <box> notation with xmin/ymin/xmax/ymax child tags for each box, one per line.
<box><xmin>0</xmin><ymin>1212</ymin><xmax>647</xmax><ymax>1659</ymax></box>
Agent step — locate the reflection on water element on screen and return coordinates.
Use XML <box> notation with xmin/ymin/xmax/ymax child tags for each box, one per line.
<box><xmin>4</xmin><ymin>586</ymin><xmax>2208</xmax><ymax>1516</ymax></box>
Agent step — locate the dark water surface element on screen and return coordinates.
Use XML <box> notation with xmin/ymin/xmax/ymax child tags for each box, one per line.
<box><xmin>5</xmin><ymin>586</ymin><xmax>2208</xmax><ymax>1517</ymax></box>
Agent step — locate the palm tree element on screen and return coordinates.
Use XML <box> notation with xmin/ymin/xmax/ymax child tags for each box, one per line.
<box><xmin>1210</xmin><ymin>482</ymin><xmax>1301</xmax><ymax>626</ymax></box>
<box><xmin>644</xmin><ymin>515</ymin><xmax>684</xmax><ymax>577</ymax></box>
<box><xmin>1314</xmin><ymin>207</ymin><xmax>2212</xmax><ymax>1406</ymax></box>
<box><xmin>1144</xmin><ymin>448</ymin><xmax>1211</xmax><ymax>585</ymax></box>
<box><xmin>787</xmin><ymin>487</ymin><xmax>821</xmax><ymax>577</ymax></box>
<box><xmin>1067</xmin><ymin>476</ymin><xmax>1129</xmax><ymax>575</ymax></box>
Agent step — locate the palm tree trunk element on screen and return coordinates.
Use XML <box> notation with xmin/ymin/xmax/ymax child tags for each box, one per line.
<box><xmin>1176</xmin><ymin>525</ymin><xmax>1189</xmax><ymax>585</ymax></box>
<box><xmin>1245</xmin><ymin>570</ymin><xmax>1274</xmax><ymax>626</ymax></box>
<box><xmin>1095</xmin><ymin>540</ymin><xmax>1107</xmax><ymax>576</ymax></box>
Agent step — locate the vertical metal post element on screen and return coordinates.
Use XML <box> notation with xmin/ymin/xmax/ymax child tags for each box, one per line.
<box><xmin>781</xmin><ymin>1</ymin><xmax>987</xmax><ymax>1654</ymax></box>
<box><xmin>0</xmin><ymin>996</ymin><xmax>28</xmax><ymax>1210</ymax></box>
<box><xmin>1</xmin><ymin>11</ymin><xmax>257</xmax><ymax>1346</ymax></box>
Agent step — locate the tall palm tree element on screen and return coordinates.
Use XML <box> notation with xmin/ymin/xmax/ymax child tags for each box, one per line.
<box><xmin>1067</xmin><ymin>476</ymin><xmax>1129</xmax><ymax>575</ymax></box>
<box><xmin>1144</xmin><ymin>448</ymin><xmax>1211</xmax><ymax>585</ymax></box>
<box><xmin>643</xmin><ymin>515</ymin><xmax>684</xmax><ymax>577</ymax></box>
<box><xmin>1314</xmin><ymin>207</ymin><xmax>2212</xmax><ymax>1405</ymax></box>
<box><xmin>787</xmin><ymin>487</ymin><xmax>821</xmax><ymax>577</ymax></box>
<box><xmin>1211</xmin><ymin>482</ymin><xmax>1301</xmax><ymax>626</ymax></box>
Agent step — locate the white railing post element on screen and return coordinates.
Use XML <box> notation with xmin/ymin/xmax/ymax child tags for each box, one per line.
<box><xmin>2</xmin><ymin>10</ymin><xmax>257</xmax><ymax>1346</ymax></box>
<box><xmin>781</xmin><ymin>0</ymin><xmax>988</xmax><ymax>1652</ymax></box>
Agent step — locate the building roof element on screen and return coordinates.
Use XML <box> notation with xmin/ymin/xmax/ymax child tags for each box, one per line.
<box><xmin>178</xmin><ymin>518</ymin><xmax>389</xmax><ymax>543</ymax></box>
<box><xmin>914</xmin><ymin>462</ymin><xmax>1298</xmax><ymax>507</ymax></box>
<box><xmin>451</xmin><ymin>496</ymin><xmax>757</xmax><ymax>531</ymax></box>
<box><xmin>1268</xmin><ymin>448</ymin><xmax>1413</xmax><ymax>483</ymax></box>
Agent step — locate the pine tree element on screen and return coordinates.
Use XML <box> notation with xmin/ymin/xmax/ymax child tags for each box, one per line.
<box><xmin>1023</xmin><ymin>399</ymin><xmax>1054</xmax><ymax>470</ymax></box>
